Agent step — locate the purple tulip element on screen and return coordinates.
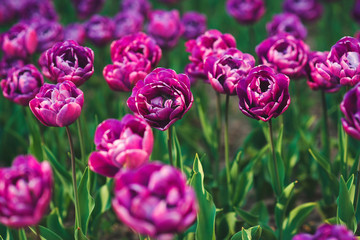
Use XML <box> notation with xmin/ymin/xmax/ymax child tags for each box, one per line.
<box><xmin>283</xmin><ymin>0</ymin><xmax>323</xmax><ymax>22</ymax></box>
<box><xmin>0</xmin><ymin>0</ymin><xmax>15</xmax><ymax>24</ymax></box>
<box><xmin>88</xmin><ymin>114</ymin><xmax>153</xmax><ymax>177</ymax></box>
<box><xmin>181</xmin><ymin>11</ymin><xmax>207</xmax><ymax>40</ymax></box>
<box><xmin>110</xmin><ymin>32</ymin><xmax>162</xmax><ymax>68</ymax></box>
<box><xmin>30</xmin><ymin>19</ymin><xmax>64</xmax><ymax>53</ymax></box>
<box><xmin>112</xmin><ymin>162</ymin><xmax>198</xmax><ymax>239</ymax></box>
<box><xmin>353</xmin><ymin>0</ymin><xmax>360</xmax><ymax>24</ymax></box>
<box><xmin>0</xmin><ymin>57</ymin><xmax>26</xmax><ymax>80</ymax></box>
<box><xmin>146</xmin><ymin>10</ymin><xmax>184</xmax><ymax>49</ymax></box>
<box><xmin>185</xmin><ymin>29</ymin><xmax>237</xmax><ymax>82</ymax></box>
<box><xmin>256</xmin><ymin>33</ymin><xmax>310</xmax><ymax>78</ymax></box>
<box><xmin>158</xmin><ymin>0</ymin><xmax>181</xmax><ymax>5</ymax></box>
<box><xmin>120</xmin><ymin>0</ymin><xmax>151</xmax><ymax>19</ymax></box>
<box><xmin>327</xmin><ymin>36</ymin><xmax>360</xmax><ymax>86</ymax></box>
<box><xmin>204</xmin><ymin>48</ymin><xmax>255</xmax><ymax>95</ymax></box>
<box><xmin>226</xmin><ymin>0</ymin><xmax>266</xmax><ymax>25</ymax></box>
<box><xmin>85</xmin><ymin>15</ymin><xmax>114</xmax><ymax>46</ymax></box>
<box><xmin>38</xmin><ymin>40</ymin><xmax>94</xmax><ymax>86</ymax></box>
<box><xmin>340</xmin><ymin>83</ymin><xmax>360</xmax><ymax>140</ymax></box>
<box><xmin>237</xmin><ymin>65</ymin><xmax>291</xmax><ymax>122</ymax></box>
<box><xmin>293</xmin><ymin>224</ymin><xmax>357</xmax><ymax>240</ymax></box>
<box><xmin>29</xmin><ymin>81</ymin><xmax>84</xmax><ymax>127</ymax></box>
<box><xmin>103</xmin><ymin>60</ymin><xmax>148</xmax><ymax>92</ymax></box>
<box><xmin>306</xmin><ymin>51</ymin><xmax>340</xmax><ymax>92</ymax></box>
<box><xmin>1</xmin><ymin>23</ymin><xmax>37</xmax><ymax>59</ymax></box>
<box><xmin>127</xmin><ymin>68</ymin><xmax>193</xmax><ymax>131</ymax></box>
<box><xmin>1</xmin><ymin>64</ymin><xmax>44</xmax><ymax>106</ymax></box>
<box><xmin>20</xmin><ymin>0</ymin><xmax>58</xmax><ymax>21</ymax></box>
<box><xmin>113</xmin><ymin>11</ymin><xmax>144</xmax><ymax>40</ymax></box>
<box><xmin>71</xmin><ymin>0</ymin><xmax>105</xmax><ymax>19</ymax></box>
<box><xmin>0</xmin><ymin>155</ymin><xmax>53</xmax><ymax>228</ymax></box>
<box><xmin>266</xmin><ymin>13</ymin><xmax>307</xmax><ymax>40</ymax></box>
<box><xmin>64</xmin><ymin>23</ymin><xmax>86</xmax><ymax>45</ymax></box>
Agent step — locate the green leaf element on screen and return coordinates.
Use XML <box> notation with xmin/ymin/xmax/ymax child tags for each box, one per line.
<box><xmin>217</xmin><ymin>212</ymin><xmax>237</xmax><ymax>239</ymax></box>
<box><xmin>230</xmin><ymin>226</ymin><xmax>262</xmax><ymax>240</ymax></box>
<box><xmin>267</xmin><ymin>151</ymin><xmax>285</xmax><ymax>197</ymax></box>
<box><xmin>283</xmin><ymin>202</ymin><xmax>316</xmax><ymax>239</ymax></box>
<box><xmin>276</xmin><ymin>123</ymin><xmax>284</xmax><ymax>155</ymax></box>
<box><xmin>196</xmin><ymin>98</ymin><xmax>217</xmax><ymax>150</ymax></box>
<box><xmin>173</xmin><ymin>127</ymin><xmax>184</xmax><ymax>172</ymax></box>
<box><xmin>234</xmin><ymin>208</ymin><xmax>259</xmax><ymax>226</ymax></box>
<box><xmin>337</xmin><ymin>175</ymin><xmax>356</xmax><ymax>232</ymax></box>
<box><xmin>78</xmin><ymin>167</ymin><xmax>95</xmax><ymax>234</ymax></box>
<box><xmin>29</xmin><ymin>226</ymin><xmax>63</xmax><ymax>240</ymax></box>
<box><xmin>250</xmin><ymin>202</ymin><xmax>269</xmax><ymax>225</ymax></box>
<box><xmin>74</xmin><ymin>228</ymin><xmax>88</xmax><ymax>240</ymax></box>
<box><xmin>46</xmin><ymin>208</ymin><xmax>71</xmax><ymax>240</ymax></box>
<box><xmin>26</xmin><ymin>108</ymin><xmax>43</xmax><ymax>161</ymax></box>
<box><xmin>275</xmin><ymin>182</ymin><xmax>296</xmax><ymax>238</ymax></box>
<box><xmin>18</xmin><ymin>229</ymin><xmax>26</xmax><ymax>240</ymax></box>
<box><xmin>189</xmin><ymin>154</ymin><xmax>216</xmax><ymax>240</ymax></box>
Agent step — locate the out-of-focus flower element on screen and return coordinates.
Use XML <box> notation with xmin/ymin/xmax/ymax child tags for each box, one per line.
<box><xmin>185</xmin><ymin>29</ymin><xmax>236</xmax><ymax>82</ymax></box>
<box><xmin>181</xmin><ymin>11</ymin><xmax>207</xmax><ymax>40</ymax></box>
<box><xmin>64</xmin><ymin>23</ymin><xmax>86</xmax><ymax>45</ymax></box>
<box><xmin>30</xmin><ymin>19</ymin><xmax>64</xmax><ymax>53</ymax></box>
<box><xmin>1</xmin><ymin>23</ymin><xmax>37</xmax><ymax>59</ymax></box>
<box><xmin>0</xmin><ymin>0</ymin><xmax>15</xmax><ymax>24</ymax></box>
<box><xmin>120</xmin><ymin>0</ymin><xmax>151</xmax><ymax>19</ymax></box>
<box><xmin>71</xmin><ymin>0</ymin><xmax>105</xmax><ymax>19</ymax></box>
<box><xmin>113</xmin><ymin>11</ymin><xmax>144</xmax><ymax>40</ymax></box>
<box><xmin>29</xmin><ymin>81</ymin><xmax>84</xmax><ymax>127</ymax></box>
<box><xmin>353</xmin><ymin>0</ymin><xmax>360</xmax><ymax>24</ymax></box>
<box><xmin>158</xmin><ymin>0</ymin><xmax>181</xmax><ymax>5</ymax></box>
<box><xmin>306</xmin><ymin>51</ymin><xmax>340</xmax><ymax>92</ymax></box>
<box><xmin>0</xmin><ymin>155</ymin><xmax>53</xmax><ymax>228</ymax></box>
<box><xmin>146</xmin><ymin>9</ymin><xmax>184</xmax><ymax>49</ymax></box>
<box><xmin>21</xmin><ymin>0</ymin><xmax>58</xmax><ymax>21</ymax></box>
<box><xmin>256</xmin><ymin>33</ymin><xmax>309</xmax><ymax>78</ymax></box>
<box><xmin>283</xmin><ymin>0</ymin><xmax>323</xmax><ymax>22</ymax></box>
<box><xmin>110</xmin><ymin>32</ymin><xmax>162</xmax><ymax>68</ymax></box>
<box><xmin>204</xmin><ymin>48</ymin><xmax>255</xmax><ymax>95</ymax></box>
<box><xmin>38</xmin><ymin>40</ymin><xmax>94</xmax><ymax>86</ymax></box>
<box><xmin>341</xmin><ymin>83</ymin><xmax>360</xmax><ymax>140</ymax></box>
<box><xmin>237</xmin><ymin>65</ymin><xmax>291</xmax><ymax>122</ymax></box>
<box><xmin>293</xmin><ymin>224</ymin><xmax>357</xmax><ymax>240</ymax></box>
<box><xmin>112</xmin><ymin>162</ymin><xmax>198</xmax><ymax>239</ymax></box>
<box><xmin>266</xmin><ymin>13</ymin><xmax>307</xmax><ymax>40</ymax></box>
<box><xmin>85</xmin><ymin>15</ymin><xmax>114</xmax><ymax>46</ymax></box>
<box><xmin>1</xmin><ymin>64</ymin><xmax>44</xmax><ymax>106</ymax></box>
<box><xmin>226</xmin><ymin>0</ymin><xmax>265</xmax><ymax>25</ymax></box>
<box><xmin>127</xmin><ymin>68</ymin><xmax>193</xmax><ymax>131</ymax></box>
<box><xmin>0</xmin><ymin>57</ymin><xmax>26</xmax><ymax>80</ymax></box>
<box><xmin>88</xmin><ymin>115</ymin><xmax>153</xmax><ymax>177</ymax></box>
<box><xmin>327</xmin><ymin>36</ymin><xmax>360</xmax><ymax>86</ymax></box>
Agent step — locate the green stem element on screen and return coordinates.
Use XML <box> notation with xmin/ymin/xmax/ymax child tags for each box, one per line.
<box><xmin>354</xmin><ymin>157</ymin><xmax>360</xmax><ymax>214</ymax></box>
<box><xmin>269</xmin><ymin>119</ymin><xmax>282</xmax><ymax>196</ymax></box>
<box><xmin>65</xmin><ymin>126</ymin><xmax>82</xmax><ymax>231</ymax></box>
<box><xmin>224</xmin><ymin>94</ymin><xmax>231</xmax><ymax>201</ymax></box>
<box><xmin>215</xmin><ymin>92</ymin><xmax>222</xmax><ymax>181</ymax></box>
<box><xmin>321</xmin><ymin>90</ymin><xmax>330</xmax><ymax>158</ymax></box>
<box><xmin>167</xmin><ymin>126</ymin><xmax>174</xmax><ymax>166</ymax></box>
<box><xmin>77</xmin><ymin>119</ymin><xmax>86</xmax><ymax>164</ymax></box>
<box><xmin>35</xmin><ymin>225</ymin><xmax>41</xmax><ymax>240</ymax></box>
<box><xmin>248</xmin><ymin>25</ymin><xmax>256</xmax><ymax>54</ymax></box>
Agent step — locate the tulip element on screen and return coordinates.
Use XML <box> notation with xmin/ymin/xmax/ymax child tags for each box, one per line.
<box><xmin>88</xmin><ymin>115</ymin><xmax>153</xmax><ymax>177</ymax></box>
<box><xmin>20</xmin><ymin>0</ymin><xmax>58</xmax><ymax>21</ymax></box>
<box><xmin>127</xmin><ymin>68</ymin><xmax>193</xmax><ymax>131</ymax></box>
<box><xmin>0</xmin><ymin>155</ymin><xmax>53</xmax><ymax>228</ymax></box>
<box><xmin>113</xmin><ymin>11</ymin><xmax>144</xmax><ymax>40</ymax></box>
<box><xmin>327</xmin><ymin>36</ymin><xmax>360</xmax><ymax>86</ymax></box>
<box><xmin>0</xmin><ymin>0</ymin><xmax>15</xmax><ymax>24</ymax></box>
<box><xmin>340</xmin><ymin>83</ymin><xmax>360</xmax><ymax>140</ymax></box>
<box><xmin>29</xmin><ymin>81</ymin><xmax>84</xmax><ymax>127</ymax></box>
<box><xmin>85</xmin><ymin>15</ymin><xmax>114</xmax><ymax>46</ymax></box>
<box><xmin>30</xmin><ymin>19</ymin><xmax>64</xmax><ymax>53</ymax></box>
<box><xmin>63</xmin><ymin>23</ymin><xmax>86</xmax><ymax>45</ymax></box>
<box><xmin>226</xmin><ymin>0</ymin><xmax>265</xmax><ymax>25</ymax></box>
<box><xmin>256</xmin><ymin>33</ymin><xmax>310</xmax><ymax>78</ymax></box>
<box><xmin>38</xmin><ymin>40</ymin><xmax>94</xmax><ymax>86</ymax></box>
<box><xmin>181</xmin><ymin>11</ymin><xmax>207</xmax><ymax>40</ymax></box>
<box><xmin>112</xmin><ymin>162</ymin><xmax>198</xmax><ymax>239</ymax></box>
<box><xmin>0</xmin><ymin>57</ymin><xmax>26</xmax><ymax>80</ymax></box>
<box><xmin>283</xmin><ymin>0</ymin><xmax>323</xmax><ymax>22</ymax></box>
<box><xmin>120</xmin><ymin>0</ymin><xmax>151</xmax><ymax>19</ymax></box>
<box><xmin>266</xmin><ymin>13</ymin><xmax>307</xmax><ymax>40</ymax></box>
<box><xmin>293</xmin><ymin>224</ymin><xmax>357</xmax><ymax>240</ymax></box>
<box><xmin>237</xmin><ymin>65</ymin><xmax>291</xmax><ymax>122</ymax></box>
<box><xmin>146</xmin><ymin>9</ymin><xmax>184</xmax><ymax>49</ymax></box>
<box><xmin>1</xmin><ymin>64</ymin><xmax>44</xmax><ymax>106</ymax></box>
<box><xmin>71</xmin><ymin>0</ymin><xmax>105</xmax><ymax>19</ymax></box>
<box><xmin>353</xmin><ymin>0</ymin><xmax>360</xmax><ymax>24</ymax></box>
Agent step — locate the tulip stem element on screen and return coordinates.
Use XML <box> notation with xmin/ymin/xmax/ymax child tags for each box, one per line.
<box><xmin>215</xmin><ymin>92</ymin><xmax>222</xmax><ymax>181</ymax></box>
<box><xmin>224</xmin><ymin>94</ymin><xmax>232</xmax><ymax>202</ymax></box>
<box><xmin>248</xmin><ymin>25</ymin><xmax>256</xmax><ymax>54</ymax></box>
<box><xmin>321</xmin><ymin>90</ymin><xmax>330</xmax><ymax>159</ymax></box>
<box><xmin>354</xmin><ymin>157</ymin><xmax>360</xmax><ymax>213</ymax></box>
<box><xmin>35</xmin><ymin>225</ymin><xmax>41</xmax><ymax>240</ymax></box>
<box><xmin>77</xmin><ymin>118</ymin><xmax>86</xmax><ymax>164</ymax></box>
<box><xmin>167</xmin><ymin>126</ymin><xmax>174</xmax><ymax>166</ymax></box>
<box><xmin>268</xmin><ymin>119</ymin><xmax>282</xmax><ymax>196</ymax></box>
<box><xmin>65</xmin><ymin>126</ymin><xmax>82</xmax><ymax>231</ymax></box>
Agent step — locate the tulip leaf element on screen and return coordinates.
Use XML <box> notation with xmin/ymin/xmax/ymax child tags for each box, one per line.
<box><xmin>275</xmin><ymin>182</ymin><xmax>296</xmax><ymax>238</ymax></box>
<box><xmin>78</xmin><ymin>167</ymin><xmax>95</xmax><ymax>235</ymax></box>
<box><xmin>217</xmin><ymin>212</ymin><xmax>237</xmax><ymax>239</ymax></box>
<box><xmin>230</xmin><ymin>225</ymin><xmax>262</xmax><ymax>240</ymax></box>
<box><xmin>173</xmin><ymin>127</ymin><xmax>184</xmax><ymax>172</ymax></box>
<box><xmin>234</xmin><ymin>207</ymin><xmax>259</xmax><ymax>226</ymax></box>
<box><xmin>29</xmin><ymin>226</ymin><xmax>63</xmax><ymax>240</ymax></box>
<box><xmin>26</xmin><ymin>108</ymin><xmax>43</xmax><ymax>161</ymax></box>
<box><xmin>337</xmin><ymin>175</ymin><xmax>356</xmax><ymax>232</ymax></box>
<box><xmin>267</xmin><ymin>151</ymin><xmax>285</xmax><ymax>197</ymax></box>
<box><xmin>190</xmin><ymin>154</ymin><xmax>216</xmax><ymax>240</ymax></box>
<box><xmin>18</xmin><ymin>228</ymin><xmax>27</xmax><ymax>240</ymax></box>
<box><xmin>46</xmin><ymin>208</ymin><xmax>71</xmax><ymax>240</ymax></box>
<box><xmin>74</xmin><ymin>228</ymin><xmax>88</xmax><ymax>240</ymax></box>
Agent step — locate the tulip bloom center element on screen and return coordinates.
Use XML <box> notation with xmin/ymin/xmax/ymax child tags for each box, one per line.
<box><xmin>342</xmin><ymin>52</ymin><xmax>360</xmax><ymax>69</ymax></box>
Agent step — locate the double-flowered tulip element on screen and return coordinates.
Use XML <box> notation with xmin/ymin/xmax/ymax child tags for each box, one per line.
<box><xmin>226</xmin><ymin>0</ymin><xmax>265</xmax><ymax>25</ymax></box>
<box><xmin>266</xmin><ymin>13</ymin><xmax>307</xmax><ymax>40</ymax></box>
<box><xmin>71</xmin><ymin>0</ymin><xmax>105</xmax><ymax>19</ymax></box>
<box><xmin>88</xmin><ymin>114</ymin><xmax>153</xmax><ymax>177</ymax></box>
<box><xmin>85</xmin><ymin>15</ymin><xmax>114</xmax><ymax>46</ymax></box>
<box><xmin>113</xmin><ymin>11</ymin><xmax>144</xmax><ymax>40</ymax></box>
<box><xmin>340</xmin><ymin>83</ymin><xmax>360</xmax><ymax>140</ymax></box>
<box><xmin>29</xmin><ymin>81</ymin><xmax>84</xmax><ymax>127</ymax></box>
<box><xmin>0</xmin><ymin>155</ymin><xmax>53</xmax><ymax>228</ymax></box>
<box><xmin>120</xmin><ymin>0</ymin><xmax>151</xmax><ymax>19</ymax></box>
<box><xmin>1</xmin><ymin>64</ymin><xmax>44</xmax><ymax>106</ymax></box>
<box><xmin>127</xmin><ymin>68</ymin><xmax>193</xmax><ymax>131</ymax></box>
<box><xmin>283</xmin><ymin>0</ymin><xmax>323</xmax><ymax>22</ymax></box>
<box><xmin>112</xmin><ymin>162</ymin><xmax>198</xmax><ymax>239</ymax></box>
<box><xmin>63</xmin><ymin>23</ymin><xmax>86</xmax><ymax>45</ymax></box>
<box><xmin>39</xmin><ymin>40</ymin><xmax>94</xmax><ymax>86</ymax></box>
<box><xmin>237</xmin><ymin>65</ymin><xmax>291</xmax><ymax>122</ymax></box>
<box><xmin>181</xmin><ymin>11</ymin><xmax>207</xmax><ymax>40</ymax></box>
<box><xmin>293</xmin><ymin>224</ymin><xmax>357</xmax><ymax>240</ymax></box>
<box><xmin>30</xmin><ymin>19</ymin><xmax>64</xmax><ymax>53</ymax></box>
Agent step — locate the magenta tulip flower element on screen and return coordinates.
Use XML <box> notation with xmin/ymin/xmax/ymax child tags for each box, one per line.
<box><xmin>283</xmin><ymin>0</ymin><xmax>323</xmax><ymax>22</ymax></box>
<box><xmin>30</xmin><ymin>19</ymin><xmax>64</xmax><ymax>53</ymax></box>
<box><xmin>20</xmin><ymin>0</ymin><xmax>58</xmax><ymax>22</ymax></box>
<box><xmin>127</xmin><ymin>68</ymin><xmax>193</xmax><ymax>131</ymax></box>
<box><xmin>63</xmin><ymin>23</ymin><xmax>86</xmax><ymax>45</ymax></box>
<box><xmin>1</xmin><ymin>64</ymin><xmax>44</xmax><ymax>106</ymax></box>
<box><xmin>266</xmin><ymin>13</ymin><xmax>307</xmax><ymax>40</ymax></box>
<box><xmin>181</xmin><ymin>11</ymin><xmax>207</xmax><ymax>40</ymax></box>
<box><xmin>293</xmin><ymin>224</ymin><xmax>357</xmax><ymax>240</ymax></box>
<box><xmin>0</xmin><ymin>57</ymin><xmax>26</xmax><ymax>80</ymax></box>
<box><xmin>340</xmin><ymin>83</ymin><xmax>360</xmax><ymax>140</ymax></box>
<box><xmin>0</xmin><ymin>155</ymin><xmax>53</xmax><ymax>228</ymax></box>
<box><xmin>113</xmin><ymin>11</ymin><xmax>144</xmax><ymax>40</ymax></box>
<box><xmin>226</xmin><ymin>0</ymin><xmax>266</xmax><ymax>25</ymax></box>
<box><xmin>85</xmin><ymin>15</ymin><xmax>114</xmax><ymax>46</ymax></box>
<box><xmin>120</xmin><ymin>0</ymin><xmax>151</xmax><ymax>19</ymax></box>
<box><xmin>112</xmin><ymin>162</ymin><xmax>198</xmax><ymax>239</ymax></box>
<box><xmin>71</xmin><ymin>0</ymin><xmax>105</xmax><ymax>19</ymax></box>
<box><xmin>29</xmin><ymin>81</ymin><xmax>84</xmax><ymax>127</ymax></box>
